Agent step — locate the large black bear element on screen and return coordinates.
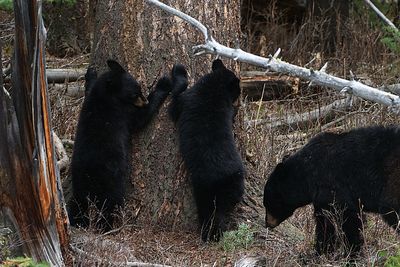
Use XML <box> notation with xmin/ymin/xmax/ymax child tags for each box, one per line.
<box><xmin>69</xmin><ymin>60</ymin><xmax>171</xmax><ymax>230</ymax></box>
<box><xmin>263</xmin><ymin>126</ymin><xmax>400</xmax><ymax>255</ymax></box>
<box><xmin>169</xmin><ymin>59</ymin><xmax>245</xmax><ymax>241</ymax></box>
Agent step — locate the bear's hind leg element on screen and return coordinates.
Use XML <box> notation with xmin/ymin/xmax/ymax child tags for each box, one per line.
<box><xmin>193</xmin><ymin>186</ymin><xmax>221</xmax><ymax>241</ymax></box>
<box><xmin>314</xmin><ymin>207</ymin><xmax>337</xmax><ymax>255</ymax></box>
<box><xmin>215</xmin><ymin>173</ymin><xmax>244</xmax><ymax>232</ymax></box>
<box><xmin>341</xmin><ymin>209</ymin><xmax>364</xmax><ymax>256</ymax></box>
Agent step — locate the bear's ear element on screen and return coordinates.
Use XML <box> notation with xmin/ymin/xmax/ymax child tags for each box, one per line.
<box><xmin>107</xmin><ymin>59</ymin><xmax>126</xmax><ymax>74</ymax></box>
<box><xmin>212</xmin><ymin>59</ymin><xmax>226</xmax><ymax>72</ymax></box>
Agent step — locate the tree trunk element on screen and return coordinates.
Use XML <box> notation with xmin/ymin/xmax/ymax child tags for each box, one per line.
<box><xmin>0</xmin><ymin>1</ymin><xmax>68</xmax><ymax>265</ymax></box>
<box><xmin>0</xmin><ymin>40</ymin><xmax>2</xmax><ymax>88</ymax></box>
<box><xmin>89</xmin><ymin>0</ymin><xmax>241</xmax><ymax>230</ymax></box>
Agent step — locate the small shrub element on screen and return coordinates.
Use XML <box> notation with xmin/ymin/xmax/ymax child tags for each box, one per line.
<box><xmin>0</xmin><ymin>0</ymin><xmax>12</xmax><ymax>11</ymax></box>
<box><xmin>385</xmin><ymin>251</ymin><xmax>400</xmax><ymax>267</ymax></box>
<box><xmin>219</xmin><ymin>223</ymin><xmax>254</xmax><ymax>252</ymax></box>
<box><xmin>380</xmin><ymin>26</ymin><xmax>400</xmax><ymax>54</ymax></box>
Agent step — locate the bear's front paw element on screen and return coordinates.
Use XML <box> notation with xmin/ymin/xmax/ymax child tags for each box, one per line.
<box><xmin>171</xmin><ymin>64</ymin><xmax>188</xmax><ymax>81</ymax></box>
<box><xmin>85</xmin><ymin>66</ymin><xmax>97</xmax><ymax>81</ymax></box>
<box><xmin>155</xmin><ymin>76</ymin><xmax>173</xmax><ymax>94</ymax></box>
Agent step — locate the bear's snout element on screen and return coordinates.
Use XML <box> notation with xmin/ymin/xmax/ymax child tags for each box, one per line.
<box><xmin>265</xmin><ymin>213</ymin><xmax>280</xmax><ymax>228</ymax></box>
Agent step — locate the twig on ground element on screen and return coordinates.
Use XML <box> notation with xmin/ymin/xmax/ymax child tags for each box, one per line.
<box><xmin>61</xmin><ymin>139</ymin><xmax>74</xmax><ymax>147</ymax></box>
<box><xmin>71</xmin><ymin>245</ymin><xmax>172</xmax><ymax>267</ymax></box>
<box><xmin>234</xmin><ymin>255</ymin><xmax>267</xmax><ymax>267</ymax></box>
<box><xmin>99</xmin><ymin>224</ymin><xmax>134</xmax><ymax>238</ymax></box>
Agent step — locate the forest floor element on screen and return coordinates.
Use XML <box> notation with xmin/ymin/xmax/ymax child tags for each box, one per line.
<box><xmin>3</xmin><ymin>7</ymin><xmax>400</xmax><ymax>267</ymax></box>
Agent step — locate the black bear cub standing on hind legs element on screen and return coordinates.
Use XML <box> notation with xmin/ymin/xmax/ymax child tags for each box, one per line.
<box><xmin>263</xmin><ymin>126</ymin><xmax>400</xmax><ymax>256</ymax></box>
<box><xmin>169</xmin><ymin>59</ymin><xmax>245</xmax><ymax>241</ymax></box>
<box><xmin>69</xmin><ymin>60</ymin><xmax>172</xmax><ymax>230</ymax></box>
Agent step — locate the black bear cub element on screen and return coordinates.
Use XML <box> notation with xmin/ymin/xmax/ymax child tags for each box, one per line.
<box><xmin>69</xmin><ymin>60</ymin><xmax>171</xmax><ymax>230</ymax></box>
<box><xmin>169</xmin><ymin>59</ymin><xmax>245</xmax><ymax>241</ymax></box>
<box><xmin>263</xmin><ymin>126</ymin><xmax>400</xmax><ymax>255</ymax></box>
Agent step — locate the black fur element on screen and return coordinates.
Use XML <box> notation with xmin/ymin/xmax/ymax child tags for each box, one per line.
<box><xmin>263</xmin><ymin>126</ymin><xmax>400</xmax><ymax>255</ymax></box>
<box><xmin>169</xmin><ymin>59</ymin><xmax>245</xmax><ymax>241</ymax></box>
<box><xmin>69</xmin><ymin>60</ymin><xmax>172</xmax><ymax>230</ymax></box>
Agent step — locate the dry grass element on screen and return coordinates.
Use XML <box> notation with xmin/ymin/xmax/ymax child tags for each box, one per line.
<box><xmin>241</xmin><ymin>93</ymin><xmax>400</xmax><ymax>266</ymax></box>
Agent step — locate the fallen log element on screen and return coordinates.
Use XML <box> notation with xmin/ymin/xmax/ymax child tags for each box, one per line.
<box><xmin>4</xmin><ymin>68</ymin><xmax>86</xmax><ymax>84</ymax></box>
<box><xmin>46</xmin><ymin>68</ymin><xmax>86</xmax><ymax>83</ymax></box>
<box><xmin>380</xmin><ymin>83</ymin><xmax>400</xmax><ymax>96</ymax></box>
<box><xmin>245</xmin><ymin>98</ymin><xmax>351</xmax><ymax>130</ymax></box>
<box><xmin>240</xmin><ymin>71</ymin><xmax>301</xmax><ymax>101</ymax></box>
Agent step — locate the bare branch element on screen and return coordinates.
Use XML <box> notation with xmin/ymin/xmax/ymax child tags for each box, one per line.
<box><xmin>146</xmin><ymin>0</ymin><xmax>400</xmax><ymax>111</ymax></box>
<box><xmin>246</xmin><ymin>99</ymin><xmax>351</xmax><ymax>129</ymax></box>
<box><xmin>364</xmin><ymin>0</ymin><xmax>400</xmax><ymax>32</ymax></box>
<box><xmin>234</xmin><ymin>255</ymin><xmax>267</xmax><ymax>267</ymax></box>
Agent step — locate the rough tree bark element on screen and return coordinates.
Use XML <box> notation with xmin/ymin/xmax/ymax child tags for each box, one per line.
<box><xmin>89</xmin><ymin>0</ymin><xmax>242</xmax><ymax>230</ymax></box>
<box><xmin>0</xmin><ymin>1</ymin><xmax>68</xmax><ymax>265</ymax></box>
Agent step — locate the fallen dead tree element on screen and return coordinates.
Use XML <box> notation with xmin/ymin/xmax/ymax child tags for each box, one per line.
<box><xmin>241</xmin><ymin>71</ymin><xmax>301</xmax><ymax>101</ymax></box>
<box><xmin>0</xmin><ymin>1</ymin><xmax>69</xmax><ymax>265</ymax></box>
<box><xmin>46</xmin><ymin>68</ymin><xmax>86</xmax><ymax>83</ymax></box>
<box><xmin>146</xmin><ymin>0</ymin><xmax>400</xmax><ymax>112</ymax></box>
<box><xmin>380</xmin><ymin>83</ymin><xmax>400</xmax><ymax>96</ymax></box>
<box><xmin>4</xmin><ymin>68</ymin><xmax>86</xmax><ymax>83</ymax></box>
<box><xmin>245</xmin><ymin>98</ymin><xmax>352</xmax><ymax>130</ymax></box>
